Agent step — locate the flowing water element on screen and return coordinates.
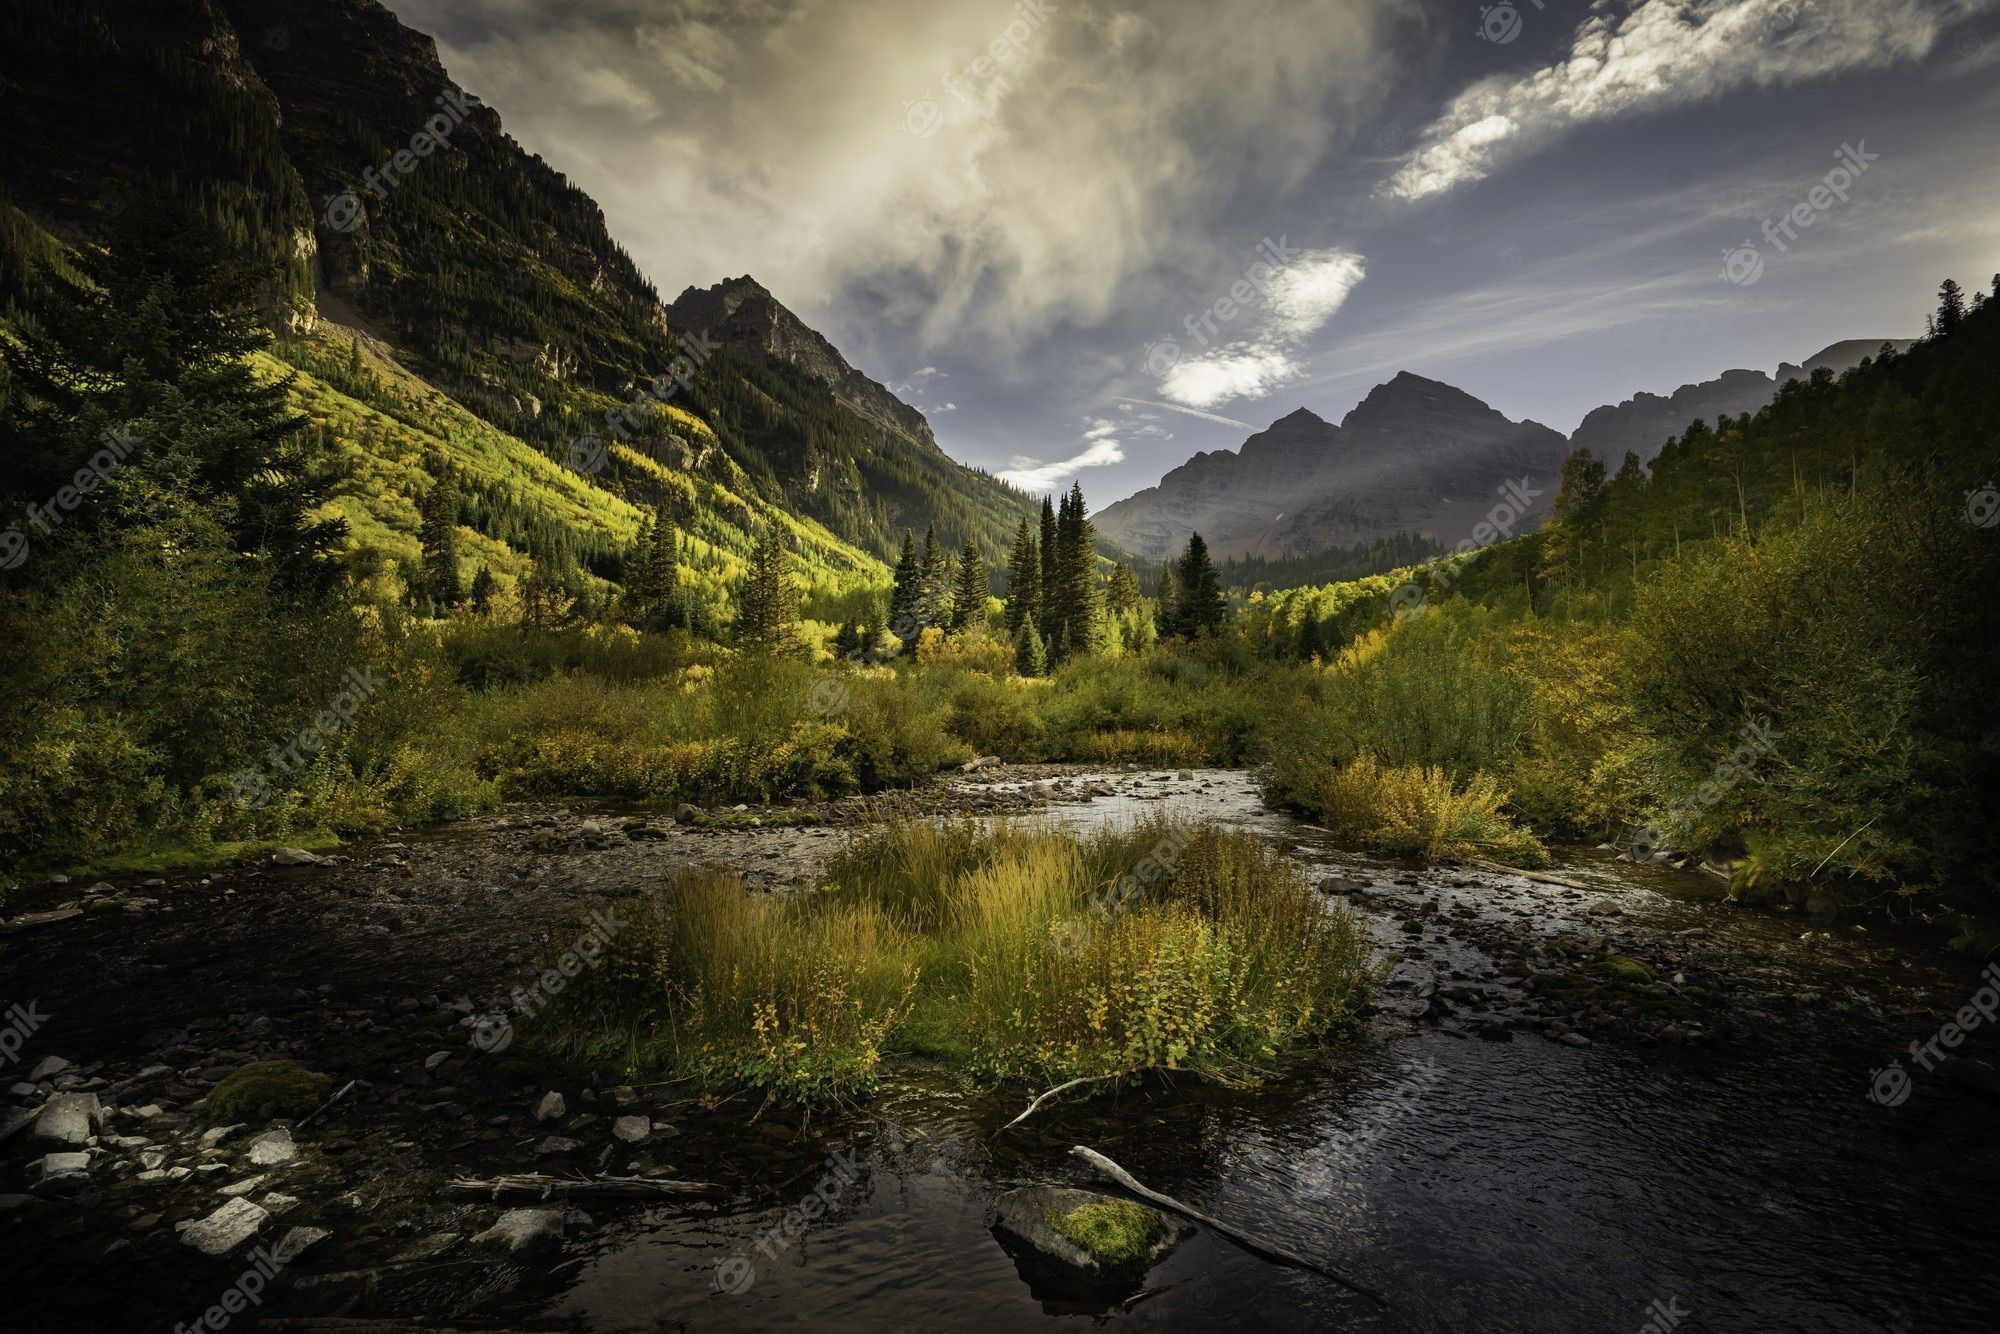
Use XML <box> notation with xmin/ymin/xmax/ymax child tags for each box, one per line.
<box><xmin>6</xmin><ymin>770</ymin><xmax>1995</xmax><ymax>1332</ymax></box>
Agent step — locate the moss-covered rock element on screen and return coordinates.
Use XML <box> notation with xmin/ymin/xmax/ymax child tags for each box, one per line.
<box><xmin>1045</xmin><ymin>1200</ymin><xmax>1162</xmax><ymax>1266</ymax></box>
<box><xmin>204</xmin><ymin>1060</ymin><xmax>330</xmax><ymax>1124</ymax></box>
<box><xmin>1598</xmin><ymin>955</ymin><xmax>1656</xmax><ymax>984</ymax></box>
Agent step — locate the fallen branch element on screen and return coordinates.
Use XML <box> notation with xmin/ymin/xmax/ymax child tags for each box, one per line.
<box><xmin>1069</xmin><ymin>1146</ymin><xmax>1393</xmax><ymax>1307</ymax></box>
<box><xmin>1461</xmin><ymin>858</ymin><xmax>1590</xmax><ymax>891</ymax></box>
<box><xmin>446</xmin><ymin>1172</ymin><xmax>722</xmax><ymax>1201</ymax></box>
<box><xmin>997</xmin><ymin>1074</ymin><xmax>1123</xmax><ymax>1133</ymax></box>
<box><xmin>295</xmin><ymin>1079</ymin><xmax>356</xmax><ymax>1132</ymax></box>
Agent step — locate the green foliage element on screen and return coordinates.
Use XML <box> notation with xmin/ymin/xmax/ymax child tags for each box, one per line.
<box><xmin>1046</xmin><ymin>1201</ymin><xmax>1163</xmax><ymax>1266</ymax></box>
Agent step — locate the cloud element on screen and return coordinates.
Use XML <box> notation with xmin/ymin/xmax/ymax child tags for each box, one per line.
<box><xmin>1112</xmin><ymin>397</ymin><xmax>1254</xmax><ymax>429</ymax></box>
<box><xmin>1381</xmin><ymin>0</ymin><xmax>1990</xmax><ymax>205</ymax></box>
<box><xmin>391</xmin><ymin>0</ymin><xmax>1405</xmax><ymax>351</ymax></box>
<box><xmin>1156</xmin><ymin>248</ymin><xmax>1365</xmax><ymax>407</ymax></box>
<box><xmin>997</xmin><ymin>419</ymin><xmax>1128</xmax><ymax>491</ymax></box>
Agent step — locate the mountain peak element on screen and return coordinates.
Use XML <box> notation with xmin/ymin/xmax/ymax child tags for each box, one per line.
<box><xmin>1272</xmin><ymin>407</ymin><xmax>1327</xmax><ymax>427</ymax></box>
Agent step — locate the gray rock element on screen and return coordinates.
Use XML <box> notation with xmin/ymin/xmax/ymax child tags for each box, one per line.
<box><xmin>218</xmin><ymin>1175</ymin><xmax>268</xmax><ymax>1198</ymax></box>
<box><xmin>271</xmin><ymin>1226</ymin><xmax>330</xmax><ymax>1263</ymax></box>
<box><xmin>612</xmin><ymin>1116</ymin><xmax>651</xmax><ymax>1144</ymax></box>
<box><xmin>270</xmin><ymin>847</ymin><xmax>321</xmax><ymax>866</ymax></box>
<box><xmin>32</xmin><ymin>1092</ymin><xmax>102</xmax><ymax>1146</ymax></box>
<box><xmin>200</xmin><ymin>1124</ymin><xmax>245</xmax><ymax>1148</ymax></box>
<box><xmin>246</xmin><ymin>1128</ymin><xmax>297</xmax><ymax>1166</ymax></box>
<box><xmin>179</xmin><ymin>1198</ymin><xmax>270</xmax><ymax>1256</ymax></box>
<box><xmin>36</xmin><ymin>1151</ymin><xmax>91</xmax><ymax>1183</ymax></box>
<box><xmin>992</xmin><ymin>1186</ymin><xmax>1189</xmax><ymax>1281</ymax></box>
<box><xmin>472</xmin><ymin>1207</ymin><xmax>567</xmax><ymax>1255</ymax></box>
<box><xmin>533</xmin><ymin>1136</ymin><xmax>582</xmax><ymax>1156</ymax></box>
<box><xmin>261</xmin><ymin>1192</ymin><xmax>300</xmax><ymax>1215</ymax></box>
<box><xmin>535</xmin><ymin>1091</ymin><xmax>566</xmax><ymax>1122</ymax></box>
<box><xmin>27</xmin><ymin>1056</ymin><xmax>72</xmax><ymax>1082</ymax></box>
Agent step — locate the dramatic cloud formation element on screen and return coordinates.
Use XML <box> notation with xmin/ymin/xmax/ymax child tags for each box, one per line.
<box><xmin>1157</xmin><ymin>247</ymin><xmax>1366</xmax><ymax>408</ymax></box>
<box><xmin>1382</xmin><ymin>0</ymin><xmax>1991</xmax><ymax>204</ymax></box>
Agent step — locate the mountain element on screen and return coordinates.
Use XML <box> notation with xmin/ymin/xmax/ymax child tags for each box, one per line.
<box><xmin>0</xmin><ymin>0</ymin><xmax>1029</xmax><ymax>599</ymax></box>
<box><xmin>1572</xmin><ymin>340</ymin><xmax>1915</xmax><ymax>465</ymax></box>
<box><xmin>1096</xmin><ymin>373</ymin><xmax>1569</xmax><ymax>562</ymax></box>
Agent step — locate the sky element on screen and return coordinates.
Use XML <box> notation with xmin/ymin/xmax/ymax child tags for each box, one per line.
<box><xmin>384</xmin><ymin>0</ymin><xmax>2000</xmax><ymax>503</ymax></box>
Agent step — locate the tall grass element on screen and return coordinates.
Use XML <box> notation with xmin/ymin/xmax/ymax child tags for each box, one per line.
<box><xmin>555</xmin><ymin>818</ymin><xmax>1373</xmax><ymax>1102</ymax></box>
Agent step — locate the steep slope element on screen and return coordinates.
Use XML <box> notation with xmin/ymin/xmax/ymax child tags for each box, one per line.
<box><xmin>0</xmin><ymin>0</ymin><xmax>1027</xmax><ymax>590</ymax></box>
<box><xmin>1097</xmin><ymin>374</ymin><xmax>1568</xmax><ymax>562</ymax></box>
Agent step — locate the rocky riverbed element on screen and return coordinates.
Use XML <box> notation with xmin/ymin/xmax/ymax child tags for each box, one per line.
<box><xmin>3</xmin><ymin>767</ymin><xmax>1996</xmax><ymax>1332</ymax></box>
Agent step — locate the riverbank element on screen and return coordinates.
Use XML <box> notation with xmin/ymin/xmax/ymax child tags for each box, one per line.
<box><xmin>3</xmin><ymin>768</ymin><xmax>1996</xmax><ymax>1331</ymax></box>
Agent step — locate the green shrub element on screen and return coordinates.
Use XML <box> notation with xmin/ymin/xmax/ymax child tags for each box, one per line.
<box><xmin>1047</xmin><ymin>1201</ymin><xmax>1163</xmax><ymax>1265</ymax></box>
<box><xmin>205</xmin><ymin>1061</ymin><xmax>330</xmax><ymax>1124</ymax></box>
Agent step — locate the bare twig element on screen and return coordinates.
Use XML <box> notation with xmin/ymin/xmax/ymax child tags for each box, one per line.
<box><xmin>1461</xmin><ymin>858</ymin><xmax>1590</xmax><ymax>891</ymax></box>
<box><xmin>295</xmin><ymin>1079</ymin><xmax>357</xmax><ymax>1131</ymax></box>
<box><xmin>996</xmin><ymin>1074</ymin><xmax>1123</xmax><ymax>1133</ymax></box>
<box><xmin>1069</xmin><ymin>1146</ymin><xmax>1393</xmax><ymax>1307</ymax></box>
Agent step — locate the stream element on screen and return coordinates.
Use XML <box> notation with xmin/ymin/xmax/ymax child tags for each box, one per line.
<box><xmin>3</xmin><ymin>768</ymin><xmax>1995</xmax><ymax>1332</ymax></box>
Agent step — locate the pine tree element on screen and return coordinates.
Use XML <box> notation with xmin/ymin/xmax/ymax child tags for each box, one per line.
<box><xmin>1106</xmin><ymin>563</ymin><xmax>1142</xmax><ymax>615</ymax></box>
<box><xmin>1013</xmin><ymin>614</ymin><xmax>1047</xmax><ymax>677</ymax></box>
<box><xmin>834</xmin><ymin>618</ymin><xmax>862</xmax><ymax>657</ymax></box>
<box><xmin>469</xmin><ymin>565</ymin><xmax>496</xmax><ymax>615</ymax></box>
<box><xmin>1156</xmin><ymin>562</ymin><xmax>1179</xmax><ymax>639</ymax></box>
<box><xmin>0</xmin><ymin>200</ymin><xmax>346</xmax><ymax>592</ymax></box>
<box><xmin>736</xmin><ymin>527</ymin><xmax>797</xmax><ymax>651</ymax></box>
<box><xmin>1052</xmin><ymin>483</ymin><xmax>1102</xmax><ymax>659</ymax></box>
<box><xmin>1938</xmin><ymin>278</ymin><xmax>1966</xmax><ymax>337</ymax></box>
<box><xmin>418</xmin><ymin>456</ymin><xmax>463</xmax><ymax>607</ymax></box>
<box><xmin>1038</xmin><ymin>496</ymin><xmax>1059</xmax><ymax>633</ymax></box>
<box><xmin>1004</xmin><ymin>519</ymin><xmax>1041</xmax><ymax>635</ymax></box>
<box><xmin>918</xmin><ymin>522</ymin><xmax>947</xmax><ymax>630</ymax></box>
<box><xmin>1174</xmin><ymin>532</ymin><xmax>1225</xmax><ymax>637</ymax></box>
<box><xmin>626</xmin><ymin>509</ymin><xmax>681</xmax><ymax>629</ymax></box>
<box><xmin>889</xmin><ymin>531</ymin><xmax>921</xmax><ymax>635</ymax></box>
<box><xmin>950</xmin><ymin>539</ymin><xmax>988</xmax><ymax>632</ymax></box>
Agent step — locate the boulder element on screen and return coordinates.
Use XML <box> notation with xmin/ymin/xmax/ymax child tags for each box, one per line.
<box><xmin>271</xmin><ymin>1226</ymin><xmax>330</xmax><ymax>1263</ymax></box>
<box><xmin>472</xmin><ymin>1207</ymin><xmax>568</xmax><ymax>1256</ymax></box>
<box><xmin>270</xmin><ymin>847</ymin><xmax>321</xmax><ymax>866</ymax></box>
<box><xmin>534</xmin><ymin>1091</ymin><xmax>566</xmax><ymax>1122</ymax></box>
<box><xmin>179</xmin><ymin>1198</ymin><xmax>270</xmax><ymax>1256</ymax></box>
<box><xmin>612</xmin><ymin>1116</ymin><xmax>651</xmax><ymax>1144</ymax></box>
<box><xmin>246</xmin><ymin>1128</ymin><xmax>297</xmax><ymax>1166</ymax></box>
<box><xmin>992</xmin><ymin>1186</ymin><xmax>1189</xmax><ymax>1284</ymax></box>
<box><xmin>31</xmin><ymin>1092</ymin><xmax>102</xmax><ymax>1146</ymax></box>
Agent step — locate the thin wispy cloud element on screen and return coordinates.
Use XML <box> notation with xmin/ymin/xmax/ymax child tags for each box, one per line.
<box><xmin>1157</xmin><ymin>248</ymin><xmax>1366</xmax><ymax>408</ymax></box>
<box><xmin>1382</xmin><ymin>0</ymin><xmax>1991</xmax><ymax>205</ymax></box>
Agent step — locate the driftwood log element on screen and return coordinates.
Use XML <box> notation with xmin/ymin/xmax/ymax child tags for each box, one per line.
<box><xmin>446</xmin><ymin>1172</ymin><xmax>722</xmax><ymax>1201</ymax></box>
<box><xmin>1069</xmin><ymin>1146</ymin><xmax>1392</xmax><ymax>1307</ymax></box>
